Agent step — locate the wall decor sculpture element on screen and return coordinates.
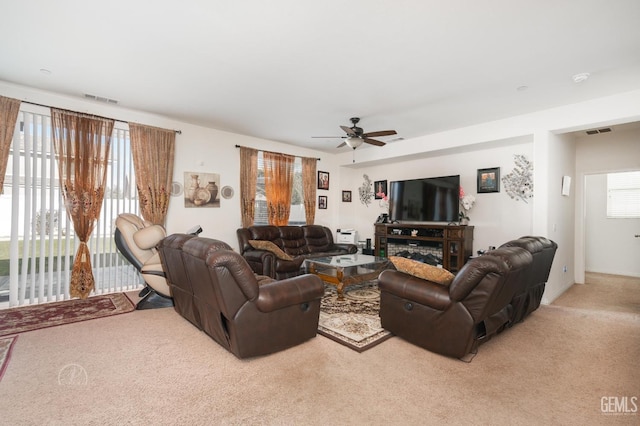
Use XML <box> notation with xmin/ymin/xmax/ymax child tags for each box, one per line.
<box><xmin>359</xmin><ymin>174</ymin><xmax>373</xmax><ymax>206</ymax></box>
<box><xmin>502</xmin><ymin>154</ymin><xmax>533</xmax><ymax>203</ymax></box>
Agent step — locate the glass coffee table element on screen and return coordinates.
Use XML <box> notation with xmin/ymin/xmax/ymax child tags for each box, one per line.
<box><xmin>304</xmin><ymin>254</ymin><xmax>391</xmax><ymax>300</ymax></box>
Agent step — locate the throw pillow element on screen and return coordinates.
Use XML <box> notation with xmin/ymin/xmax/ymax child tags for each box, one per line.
<box><xmin>389</xmin><ymin>256</ymin><xmax>455</xmax><ymax>286</ymax></box>
<box><xmin>248</xmin><ymin>240</ymin><xmax>293</xmax><ymax>261</ymax></box>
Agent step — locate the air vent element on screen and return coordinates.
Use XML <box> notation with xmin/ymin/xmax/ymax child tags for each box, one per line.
<box><xmin>84</xmin><ymin>93</ymin><xmax>118</xmax><ymax>104</ymax></box>
<box><xmin>586</xmin><ymin>127</ymin><xmax>612</xmax><ymax>135</ymax></box>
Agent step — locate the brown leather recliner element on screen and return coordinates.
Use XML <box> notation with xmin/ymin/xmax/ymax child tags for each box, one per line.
<box><xmin>157</xmin><ymin>234</ymin><xmax>325</xmax><ymax>358</ymax></box>
<box><xmin>500</xmin><ymin>236</ymin><xmax>557</xmax><ymax>324</ymax></box>
<box><xmin>378</xmin><ymin>246</ymin><xmax>533</xmax><ymax>359</ymax></box>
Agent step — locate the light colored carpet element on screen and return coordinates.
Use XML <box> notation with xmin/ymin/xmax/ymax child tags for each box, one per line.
<box><xmin>0</xmin><ymin>274</ymin><xmax>637</xmax><ymax>425</ymax></box>
<box><xmin>552</xmin><ymin>272</ymin><xmax>640</xmax><ymax>316</ymax></box>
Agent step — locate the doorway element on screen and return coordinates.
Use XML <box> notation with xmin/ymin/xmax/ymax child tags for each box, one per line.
<box><xmin>583</xmin><ymin>172</ymin><xmax>640</xmax><ymax>278</ymax></box>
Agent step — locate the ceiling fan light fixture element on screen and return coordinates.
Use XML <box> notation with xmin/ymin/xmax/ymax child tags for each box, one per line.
<box><xmin>345</xmin><ymin>136</ymin><xmax>363</xmax><ymax>149</ymax></box>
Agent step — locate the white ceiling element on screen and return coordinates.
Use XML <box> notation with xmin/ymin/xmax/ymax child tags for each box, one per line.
<box><xmin>2</xmin><ymin>0</ymin><xmax>640</xmax><ymax>152</ymax></box>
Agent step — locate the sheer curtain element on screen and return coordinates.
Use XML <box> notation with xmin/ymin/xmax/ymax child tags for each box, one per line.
<box><xmin>0</xmin><ymin>96</ymin><xmax>21</xmax><ymax>193</ymax></box>
<box><xmin>51</xmin><ymin>109</ymin><xmax>114</xmax><ymax>299</ymax></box>
<box><xmin>128</xmin><ymin>123</ymin><xmax>175</xmax><ymax>226</ymax></box>
<box><xmin>302</xmin><ymin>156</ymin><xmax>317</xmax><ymax>224</ymax></box>
<box><xmin>240</xmin><ymin>147</ymin><xmax>258</xmax><ymax>227</ymax></box>
<box><xmin>264</xmin><ymin>152</ymin><xmax>294</xmax><ymax>226</ymax></box>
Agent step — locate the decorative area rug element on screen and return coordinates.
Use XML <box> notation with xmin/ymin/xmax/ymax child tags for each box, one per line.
<box><xmin>318</xmin><ymin>281</ymin><xmax>392</xmax><ymax>352</ymax></box>
<box><xmin>0</xmin><ymin>335</ymin><xmax>18</xmax><ymax>382</ymax></box>
<box><xmin>0</xmin><ymin>293</ymin><xmax>135</xmax><ymax>337</ymax></box>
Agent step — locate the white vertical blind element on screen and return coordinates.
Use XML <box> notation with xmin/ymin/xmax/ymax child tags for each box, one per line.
<box><xmin>607</xmin><ymin>171</ymin><xmax>640</xmax><ymax>218</ymax></box>
<box><xmin>2</xmin><ymin>111</ymin><xmax>142</xmax><ymax>307</ymax></box>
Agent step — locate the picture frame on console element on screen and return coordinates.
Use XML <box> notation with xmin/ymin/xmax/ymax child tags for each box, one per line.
<box><xmin>342</xmin><ymin>190</ymin><xmax>352</xmax><ymax>202</ymax></box>
<box><xmin>318</xmin><ymin>195</ymin><xmax>327</xmax><ymax>209</ymax></box>
<box><xmin>477</xmin><ymin>167</ymin><xmax>500</xmax><ymax>193</ymax></box>
<box><xmin>317</xmin><ymin>171</ymin><xmax>330</xmax><ymax>190</ymax></box>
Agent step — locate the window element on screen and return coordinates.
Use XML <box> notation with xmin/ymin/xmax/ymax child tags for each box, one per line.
<box><xmin>1</xmin><ymin>109</ymin><xmax>142</xmax><ymax>307</ymax></box>
<box><xmin>254</xmin><ymin>152</ymin><xmax>305</xmax><ymax>225</ymax></box>
<box><xmin>607</xmin><ymin>171</ymin><xmax>640</xmax><ymax>218</ymax></box>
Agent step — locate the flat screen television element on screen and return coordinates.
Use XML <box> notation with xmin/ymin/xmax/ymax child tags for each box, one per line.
<box><xmin>388</xmin><ymin>175</ymin><xmax>460</xmax><ymax>223</ymax></box>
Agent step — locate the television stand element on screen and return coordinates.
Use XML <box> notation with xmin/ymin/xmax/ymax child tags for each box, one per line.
<box><xmin>374</xmin><ymin>223</ymin><xmax>474</xmax><ymax>273</ymax></box>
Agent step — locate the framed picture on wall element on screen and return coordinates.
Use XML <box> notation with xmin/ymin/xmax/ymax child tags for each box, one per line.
<box><xmin>374</xmin><ymin>180</ymin><xmax>387</xmax><ymax>198</ymax></box>
<box><xmin>318</xmin><ymin>195</ymin><xmax>327</xmax><ymax>209</ymax></box>
<box><xmin>342</xmin><ymin>190</ymin><xmax>352</xmax><ymax>202</ymax></box>
<box><xmin>477</xmin><ymin>167</ymin><xmax>500</xmax><ymax>193</ymax></box>
<box><xmin>317</xmin><ymin>171</ymin><xmax>330</xmax><ymax>190</ymax></box>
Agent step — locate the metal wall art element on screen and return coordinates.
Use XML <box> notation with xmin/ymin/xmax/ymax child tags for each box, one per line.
<box><xmin>502</xmin><ymin>154</ymin><xmax>533</xmax><ymax>202</ymax></box>
<box><xmin>359</xmin><ymin>174</ymin><xmax>373</xmax><ymax>206</ymax></box>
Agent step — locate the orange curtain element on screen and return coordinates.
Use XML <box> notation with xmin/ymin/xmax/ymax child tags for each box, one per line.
<box><xmin>129</xmin><ymin>123</ymin><xmax>175</xmax><ymax>226</ymax></box>
<box><xmin>302</xmin><ymin>156</ymin><xmax>317</xmax><ymax>224</ymax></box>
<box><xmin>51</xmin><ymin>109</ymin><xmax>114</xmax><ymax>299</ymax></box>
<box><xmin>239</xmin><ymin>147</ymin><xmax>258</xmax><ymax>227</ymax></box>
<box><xmin>0</xmin><ymin>96</ymin><xmax>21</xmax><ymax>194</ymax></box>
<box><xmin>264</xmin><ymin>152</ymin><xmax>294</xmax><ymax>226</ymax></box>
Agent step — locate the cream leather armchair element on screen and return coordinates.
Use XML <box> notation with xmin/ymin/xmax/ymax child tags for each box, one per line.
<box><xmin>114</xmin><ymin>213</ymin><xmax>171</xmax><ymax>309</ymax></box>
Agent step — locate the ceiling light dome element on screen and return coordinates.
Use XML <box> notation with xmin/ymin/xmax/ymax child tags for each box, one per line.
<box><xmin>345</xmin><ymin>136</ymin><xmax>364</xmax><ymax>149</ymax></box>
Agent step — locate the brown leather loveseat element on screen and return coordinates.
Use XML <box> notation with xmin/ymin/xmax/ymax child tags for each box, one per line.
<box><xmin>379</xmin><ymin>246</ymin><xmax>534</xmax><ymax>360</ymax></box>
<box><xmin>157</xmin><ymin>233</ymin><xmax>325</xmax><ymax>358</ymax></box>
<box><xmin>378</xmin><ymin>235</ymin><xmax>557</xmax><ymax>360</ymax></box>
<box><xmin>237</xmin><ymin>225</ymin><xmax>358</xmax><ymax>279</ymax></box>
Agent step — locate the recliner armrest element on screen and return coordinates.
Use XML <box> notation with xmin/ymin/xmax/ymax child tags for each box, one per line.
<box><xmin>378</xmin><ymin>270</ymin><xmax>451</xmax><ymax>311</ymax></box>
<box><xmin>242</xmin><ymin>249</ymin><xmax>276</xmax><ymax>263</ymax></box>
<box><xmin>256</xmin><ymin>274</ymin><xmax>324</xmax><ymax>313</ymax></box>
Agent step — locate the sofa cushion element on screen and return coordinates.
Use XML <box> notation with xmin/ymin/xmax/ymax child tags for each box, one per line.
<box><xmin>249</xmin><ymin>240</ymin><xmax>293</xmax><ymax>261</ymax></box>
<box><xmin>389</xmin><ymin>256</ymin><xmax>455</xmax><ymax>286</ymax></box>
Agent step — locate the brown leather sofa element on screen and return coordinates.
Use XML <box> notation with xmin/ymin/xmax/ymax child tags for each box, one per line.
<box><xmin>237</xmin><ymin>225</ymin><xmax>358</xmax><ymax>279</ymax></box>
<box><xmin>378</xmin><ymin>246</ymin><xmax>533</xmax><ymax>359</ymax></box>
<box><xmin>157</xmin><ymin>233</ymin><xmax>325</xmax><ymax>358</ymax></box>
<box><xmin>500</xmin><ymin>236</ymin><xmax>558</xmax><ymax>324</ymax></box>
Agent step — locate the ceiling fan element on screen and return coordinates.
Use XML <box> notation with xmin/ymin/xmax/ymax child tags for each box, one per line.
<box><xmin>313</xmin><ymin>117</ymin><xmax>397</xmax><ymax>149</ymax></box>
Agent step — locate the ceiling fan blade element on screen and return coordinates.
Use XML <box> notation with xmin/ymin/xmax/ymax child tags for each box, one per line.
<box><xmin>312</xmin><ymin>136</ymin><xmax>342</xmax><ymax>138</ymax></box>
<box><xmin>363</xmin><ymin>138</ymin><xmax>386</xmax><ymax>147</ymax></box>
<box><xmin>340</xmin><ymin>125</ymin><xmax>357</xmax><ymax>136</ymax></box>
<box><xmin>336</xmin><ymin>141</ymin><xmax>347</xmax><ymax>148</ymax></box>
<box><xmin>362</xmin><ymin>130</ymin><xmax>397</xmax><ymax>138</ymax></box>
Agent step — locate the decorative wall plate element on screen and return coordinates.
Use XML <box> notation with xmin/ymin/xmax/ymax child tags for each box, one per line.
<box><xmin>171</xmin><ymin>181</ymin><xmax>183</xmax><ymax>197</ymax></box>
<box><xmin>221</xmin><ymin>185</ymin><xmax>234</xmax><ymax>199</ymax></box>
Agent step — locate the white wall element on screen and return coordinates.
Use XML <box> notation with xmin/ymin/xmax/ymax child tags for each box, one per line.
<box><xmin>4</xmin><ymin>80</ymin><xmax>640</xmax><ymax>303</ymax></box>
<box><xmin>337</xmin><ymin>139</ymin><xmax>534</xmax><ymax>255</ymax></box>
<box><xmin>0</xmin><ymin>81</ymin><xmax>334</xmax><ymax>251</ymax></box>
<box><xmin>538</xmin><ymin>132</ymin><xmax>576</xmax><ymax>303</ymax></box>
<box><xmin>165</xmin><ymin>123</ymin><xmax>337</xmax><ymax>249</ymax></box>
